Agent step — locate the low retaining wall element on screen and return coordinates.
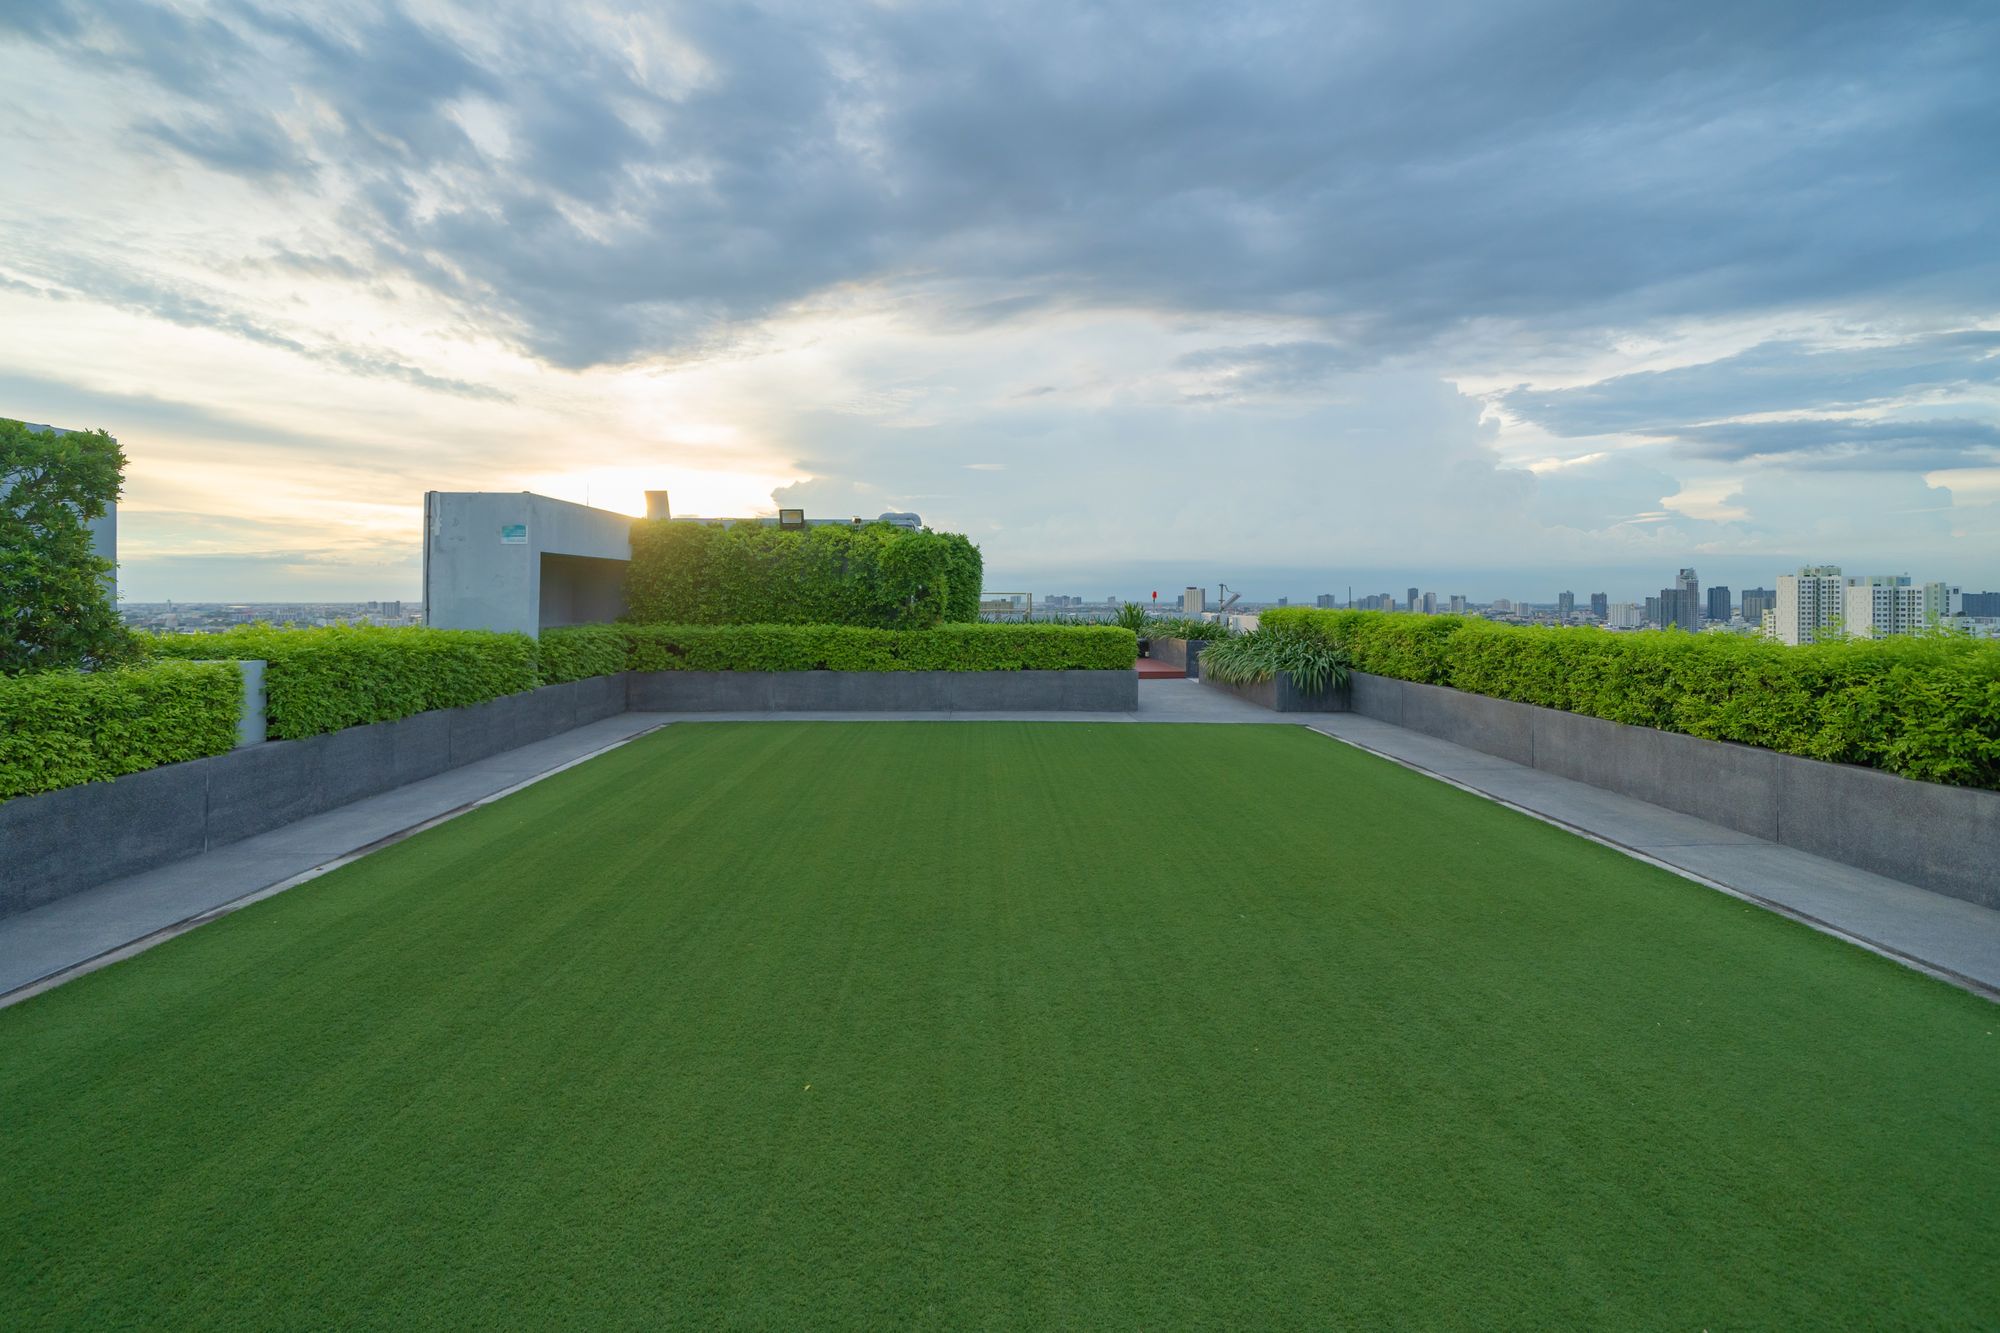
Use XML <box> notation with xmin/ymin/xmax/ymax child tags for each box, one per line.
<box><xmin>1147</xmin><ymin>637</ymin><xmax>1213</xmax><ymax>678</ymax></box>
<box><xmin>1198</xmin><ymin>665</ymin><xmax>1349</xmax><ymax>712</ymax></box>
<box><xmin>0</xmin><ymin>675</ymin><xmax>629</xmax><ymax>919</ymax></box>
<box><xmin>626</xmin><ymin>669</ymin><xmax>1138</xmax><ymax>713</ymax></box>
<box><xmin>1345</xmin><ymin>673</ymin><xmax>2000</xmax><ymax>909</ymax></box>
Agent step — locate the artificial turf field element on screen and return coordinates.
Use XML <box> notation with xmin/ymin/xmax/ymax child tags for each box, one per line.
<box><xmin>4</xmin><ymin>722</ymin><xmax>1997</xmax><ymax>1328</ymax></box>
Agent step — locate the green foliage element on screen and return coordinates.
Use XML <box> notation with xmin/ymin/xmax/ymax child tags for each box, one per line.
<box><xmin>0</xmin><ymin>660</ymin><xmax>240</xmax><ymax>801</ymax></box>
<box><xmin>1259</xmin><ymin>609</ymin><xmax>2000</xmax><ymax>788</ymax></box>
<box><xmin>1200</xmin><ymin>623</ymin><xmax>1351</xmax><ymax>693</ymax></box>
<box><xmin>1114</xmin><ymin>601</ymin><xmax>1150</xmax><ymax>633</ymax></box>
<box><xmin>1142</xmin><ymin>616</ymin><xmax>1239</xmax><ymax>641</ymax></box>
<box><xmin>542</xmin><ymin>623</ymin><xmax>1137</xmax><ymax>673</ymax></box>
<box><xmin>1</xmin><ymin>418</ymin><xmax>137</xmax><ymax>675</ymax></box>
<box><xmin>623</xmin><ymin>520</ymin><xmax>984</xmax><ymax>627</ymax></box>
<box><xmin>535</xmin><ymin>624</ymin><xmax>628</xmax><ymax>684</ymax></box>
<box><xmin>147</xmin><ymin>625</ymin><xmax>538</xmax><ymax>740</ymax></box>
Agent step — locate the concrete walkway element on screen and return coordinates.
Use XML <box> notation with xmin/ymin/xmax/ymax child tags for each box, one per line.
<box><xmin>5</xmin><ymin>678</ymin><xmax>1995</xmax><ymax>1004</ymax></box>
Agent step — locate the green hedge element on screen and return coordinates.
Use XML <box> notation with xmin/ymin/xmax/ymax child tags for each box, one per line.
<box><xmin>543</xmin><ymin>623</ymin><xmax>1137</xmax><ymax>673</ymax></box>
<box><xmin>1142</xmin><ymin>617</ymin><xmax>1238</xmax><ymax>641</ymax></box>
<box><xmin>0</xmin><ymin>660</ymin><xmax>240</xmax><ymax>801</ymax></box>
<box><xmin>1260</xmin><ymin>608</ymin><xmax>2000</xmax><ymax>788</ymax></box>
<box><xmin>624</xmin><ymin>521</ymin><xmax>983</xmax><ymax>627</ymax></box>
<box><xmin>147</xmin><ymin>625</ymin><xmax>538</xmax><ymax>740</ymax></box>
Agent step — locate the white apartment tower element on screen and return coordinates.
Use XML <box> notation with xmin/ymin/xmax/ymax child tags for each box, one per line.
<box><xmin>1773</xmin><ymin>565</ymin><xmax>1845</xmax><ymax>645</ymax></box>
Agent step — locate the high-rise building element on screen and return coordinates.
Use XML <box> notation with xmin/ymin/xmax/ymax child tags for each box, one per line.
<box><xmin>1740</xmin><ymin>587</ymin><xmax>1775</xmax><ymax>624</ymax></box>
<box><xmin>1556</xmin><ymin>590</ymin><xmax>1575</xmax><ymax>619</ymax></box>
<box><xmin>1448</xmin><ymin>594</ymin><xmax>1467</xmax><ymax>615</ymax></box>
<box><xmin>1706</xmin><ymin>585</ymin><xmax>1731</xmax><ymax>623</ymax></box>
<box><xmin>1607</xmin><ymin>602</ymin><xmax>1644</xmax><ymax>629</ymax></box>
<box><xmin>1315</xmin><ymin>594</ymin><xmax>1336</xmax><ymax>609</ymax></box>
<box><xmin>1589</xmin><ymin>592</ymin><xmax>1608</xmax><ymax>620</ymax></box>
<box><xmin>1964</xmin><ymin>591</ymin><xmax>2000</xmax><ymax>617</ymax></box>
<box><xmin>1924</xmin><ymin>582</ymin><xmax>1958</xmax><ymax>622</ymax></box>
<box><xmin>1182</xmin><ymin>586</ymin><xmax>1204</xmax><ymax>614</ymax></box>
<box><xmin>1407</xmin><ymin>586</ymin><xmax>1419</xmax><ymax>613</ymax></box>
<box><xmin>1421</xmin><ymin>591</ymin><xmax>1437</xmax><ymax>614</ymax></box>
<box><xmin>1492</xmin><ymin>598</ymin><xmax>1512</xmax><ymax>613</ymax></box>
<box><xmin>1643</xmin><ymin>594</ymin><xmax>1661</xmax><ymax>626</ymax></box>
<box><xmin>1845</xmin><ymin>579</ymin><xmax>1927</xmax><ymax>639</ymax></box>
<box><xmin>1774</xmin><ymin>566</ymin><xmax>1844</xmax><ymax>645</ymax></box>
<box><xmin>1657</xmin><ymin>568</ymin><xmax>1701</xmax><ymax>631</ymax></box>
<box><xmin>1277</xmin><ymin>597</ymin><xmax>1289</xmax><ymax>607</ymax></box>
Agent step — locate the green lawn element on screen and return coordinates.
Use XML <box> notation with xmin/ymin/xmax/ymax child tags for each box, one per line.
<box><xmin>4</xmin><ymin>722</ymin><xmax>1996</xmax><ymax>1327</ymax></box>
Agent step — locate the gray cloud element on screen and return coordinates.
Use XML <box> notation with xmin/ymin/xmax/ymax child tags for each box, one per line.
<box><xmin>1676</xmin><ymin>416</ymin><xmax>2000</xmax><ymax>471</ymax></box>
<box><xmin>1501</xmin><ymin>332</ymin><xmax>2000</xmax><ymax>437</ymax></box>
<box><xmin>10</xmin><ymin>0</ymin><xmax>1997</xmax><ymax>370</ymax></box>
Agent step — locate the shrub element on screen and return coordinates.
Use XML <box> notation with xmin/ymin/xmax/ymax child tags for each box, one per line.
<box><xmin>1200</xmin><ymin>624</ymin><xmax>1350</xmax><ymax>693</ymax></box>
<box><xmin>0</xmin><ymin>660</ymin><xmax>240</xmax><ymax>801</ymax></box>
<box><xmin>542</xmin><ymin>623</ymin><xmax>1137</xmax><ymax>673</ymax></box>
<box><xmin>1142</xmin><ymin>616</ymin><xmax>1239</xmax><ymax>641</ymax></box>
<box><xmin>146</xmin><ymin>625</ymin><xmax>537</xmax><ymax>740</ymax></box>
<box><xmin>623</xmin><ymin>520</ymin><xmax>983</xmax><ymax>627</ymax></box>
<box><xmin>1258</xmin><ymin>609</ymin><xmax>2000</xmax><ymax>788</ymax></box>
<box><xmin>536</xmin><ymin>624</ymin><xmax>627</xmax><ymax>684</ymax></box>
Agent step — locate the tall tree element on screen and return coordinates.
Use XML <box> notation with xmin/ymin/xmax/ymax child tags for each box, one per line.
<box><xmin>1</xmin><ymin>418</ymin><xmax>134</xmax><ymax>674</ymax></box>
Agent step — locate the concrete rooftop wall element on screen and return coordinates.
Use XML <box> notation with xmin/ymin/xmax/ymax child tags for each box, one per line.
<box><xmin>423</xmin><ymin>492</ymin><xmax>636</xmax><ymax>636</ymax></box>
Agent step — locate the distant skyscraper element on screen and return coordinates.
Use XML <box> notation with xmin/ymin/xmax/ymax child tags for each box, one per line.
<box><xmin>1740</xmin><ymin>587</ymin><xmax>1776</xmax><ymax>624</ymax></box>
<box><xmin>1277</xmin><ymin>596</ymin><xmax>1289</xmax><ymax>607</ymax></box>
<box><xmin>1964</xmin><ymin>591</ymin><xmax>2000</xmax><ymax>617</ymax></box>
<box><xmin>1407</xmin><ymin>586</ymin><xmax>1419</xmax><ymax>613</ymax></box>
<box><xmin>1421</xmin><ymin>591</ymin><xmax>1437</xmax><ymax>615</ymax></box>
<box><xmin>1607</xmin><ymin>602</ymin><xmax>1644</xmax><ymax>628</ymax></box>
<box><xmin>1644</xmin><ymin>594</ymin><xmax>1661</xmax><ymax>626</ymax></box>
<box><xmin>1315</xmin><ymin>593</ymin><xmax>1335</xmax><ymax>609</ymax></box>
<box><xmin>1448</xmin><ymin>594</ymin><xmax>1467</xmax><ymax>615</ymax></box>
<box><xmin>1707</xmin><ymin>585</ymin><xmax>1732</xmax><ymax>623</ymax></box>
<box><xmin>1557</xmin><ymin>590</ymin><xmax>1575</xmax><ymax>619</ymax></box>
<box><xmin>1589</xmin><ymin>592</ymin><xmax>1608</xmax><ymax>620</ymax></box>
<box><xmin>1845</xmin><ymin>579</ymin><xmax>1927</xmax><ymax>638</ymax></box>
<box><xmin>1774</xmin><ymin>566</ymin><xmax>1844</xmax><ymax>645</ymax></box>
<box><xmin>1182</xmin><ymin>586</ymin><xmax>1204</xmax><ymax>614</ymax></box>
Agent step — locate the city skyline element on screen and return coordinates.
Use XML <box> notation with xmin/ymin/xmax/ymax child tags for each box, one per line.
<box><xmin>5</xmin><ymin>2</ymin><xmax>1998</xmax><ymax>602</ymax></box>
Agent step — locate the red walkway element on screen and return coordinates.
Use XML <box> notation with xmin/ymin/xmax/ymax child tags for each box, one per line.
<box><xmin>1136</xmin><ymin>658</ymin><xmax>1185</xmax><ymax>679</ymax></box>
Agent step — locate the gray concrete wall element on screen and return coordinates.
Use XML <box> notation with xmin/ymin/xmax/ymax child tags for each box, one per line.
<box><xmin>424</xmin><ymin>492</ymin><xmax>635</xmax><ymax>637</ymax></box>
<box><xmin>1149</xmin><ymin>637</ymin><xmax>1213</xmax><ymax>678</ymax></box>
<box><xmin>626</xmin><ymin>670</ymin><xmax>1138</xmax><ymax>712</ymax></box>
<box><xmin>1344</xmin><ymin>672</ymin><xmax>2000</xmax><ymax>908</ymax></box>
<box><xmin>0</xmin><ymin>678</ymin><xmax>628</xmax><ymax>918</ymax></box>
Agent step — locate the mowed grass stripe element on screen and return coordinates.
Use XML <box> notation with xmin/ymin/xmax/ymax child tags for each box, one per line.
<box><xmin>2</xmin><ymin>722</ymin><xmax>1995</xmax><ymax>1328</ymax></box>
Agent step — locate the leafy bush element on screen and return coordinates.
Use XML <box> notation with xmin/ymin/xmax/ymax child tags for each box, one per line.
<box><xmin>536</xmin><ymin>624</ymin><xmax>627</xmax><ymax>684</ymax></box>
<box><xmin>1142</xmin><ymin>616</ymin><xmax>1239</xmax><ymax>641</ymax></box>
<box><xmin>147</xmin><ymin>625</ymin><xmax>538</xmax><ymax>740</ymax></box>
<box><xmin>0</xmin><ymin>660</ymin><xmax>240</xmax><ymax>801</ymax></box>
<box><xmin>1259</xmin><ymin>608</ymin><xmax>2000</xmax><ymax>788</ymax></box>
<box><xmin>624</xmin><ymin>520</ymin><xmax>983</xmax><ymax>627</ymax></box>
<box><xmin>1200</xmin><ymin>624</ymin><xmax>1351</xmax><ymax>693</ymax></box>
<box><xmin>1115</xmin><ymin>602</ymin><xmax>1150</xmax><ymax>633</ymax></box>
<box><xmin>543</xmin><ymin>623</ymin><xmax>1137</xmax><ymax>673</ymax></box>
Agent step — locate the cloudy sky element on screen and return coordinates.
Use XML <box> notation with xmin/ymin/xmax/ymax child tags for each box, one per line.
<box><xmin>3</xmin><ymin>0</ymin><xmax>1996</xmax><ymax>604</ymax></box>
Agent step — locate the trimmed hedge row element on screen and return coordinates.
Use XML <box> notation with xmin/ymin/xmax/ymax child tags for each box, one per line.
<box><xmin>147</xmin><ymin>625</ymin><xmax>538</xmax><ymax>741</ymax></box>
<box><xmin>624</xmin><ymin>521</ymin><xmax>983</xmax><ymax>627</ymax></box>
<box><xmin>0</xmin><ymin>660</ymin><xmax>240</xmax><ymax>801</ymax></box>
<box><xmin>1260</xmin><ymin>608</ymin><xmax>2000</xmax><ymax>789</ymax></box>
<box><xmin>543</xmin><ymin>623</ymin><xmax>1138</xmax><ymax>675</ymax></box>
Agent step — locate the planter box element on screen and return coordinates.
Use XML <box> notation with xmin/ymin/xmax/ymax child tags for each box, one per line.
<box><xmin>1149</xmin><ymin>637</ymin><xmax>1215</xmax><ymax>678</ymax></box>
<box><xmin>1197</xmin><ymin>663</ymin><xmax>1350</xmax><ymax>712</ymax></box>
<box><xmin>0</xmin><ymin>676</ymin><xmax>632</xmax><ymax>919</ymax></box>
<box><xmin>626</xmin><ymin>669</ymin><xmax>1138</xmax><ymax>713</ymax></box>
<box><xmin>1344</xmin><ymin>673</ymin><xmax>2000</xmax><ymax>909</ymax></box>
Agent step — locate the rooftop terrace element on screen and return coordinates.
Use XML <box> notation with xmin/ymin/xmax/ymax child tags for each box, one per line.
<box><xmin>5</xmin><ymin>707</ymin><xmax>1997</xmax><ymax>1325</ymax></box>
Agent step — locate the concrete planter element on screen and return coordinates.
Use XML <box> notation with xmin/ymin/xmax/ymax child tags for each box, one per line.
<box><xmin>626</xmin><ymin>669</ymin><xmax>1137</xmax><ymax>713</ymax></box>
<box><xmin>1197</xmin><ymin>662</ymin><xmax>1351</xmax><ymax>712</ymax></box>
<box><xmin>1149</xmin><ymin>637</ymin><xmax>1216</xmax><ymax>678</ymax></box>
<box><xmin>0</xmin><ymin>675</ymin><xmax>631</xmax><ymax>919</ymax></box>
<box><xmin>1344</xmin><ymin>673</ymin><xmax>2000</xmax><ymax>909</ymax></box>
